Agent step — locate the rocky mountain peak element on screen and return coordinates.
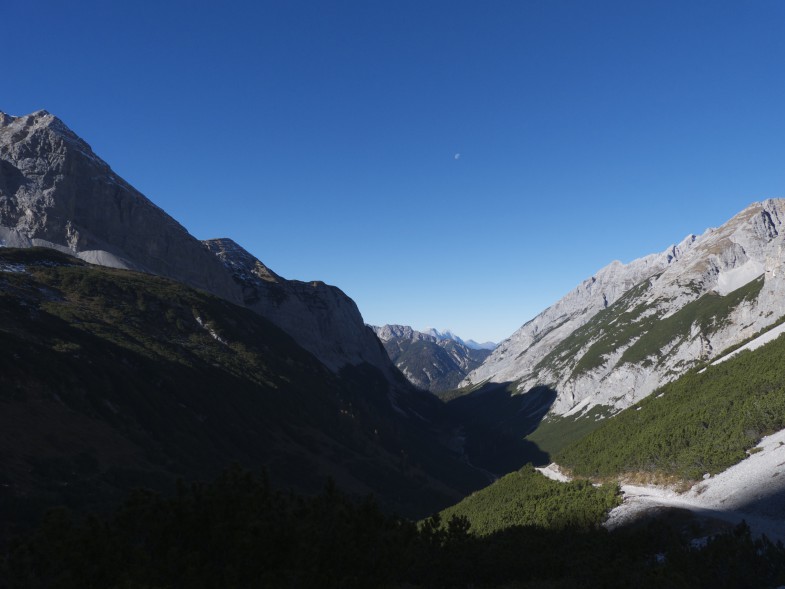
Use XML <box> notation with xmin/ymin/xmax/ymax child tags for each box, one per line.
<box><xmin>372</xmin><ymin>324</ymin><xmax>417</xmax><ymax>341</ymax></box>
<box><xmin>0</xmin><ymin>110</ymin><xmax>102</xmax><ymax>168</ymax></box>
<box><xmin>203</xmin><ymin>238</ymin><xmax>281</xmax><ymax>283</ymax></box>
<box><xmin>0</xmin><ymin>110</ymin><xmax>241</xmax><ymax>303</ymax></box>
<box><xmin>204</xmin><ymin>237</ymin><xmax>393</xmax><ymax>374</ymax></box>
<box><xmin>464</xmin><ymin>198</ymin><xmax>785</xmax><ymax>416</ymax></box>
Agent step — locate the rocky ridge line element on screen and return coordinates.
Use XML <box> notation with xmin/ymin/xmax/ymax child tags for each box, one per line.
<box><xmin>0</xmin><ymin>110</ymin><xmax>241</xmax><ymax>303</ymax></box>
<box><xmin>464</xmin><ymin>199</ymin><xmax>785</xmax><ymax>416</ymax></box>
<box><xmin>205</xmin><ymin>238</ymin><xmax>394</xmax><ymax>375</ymax></box>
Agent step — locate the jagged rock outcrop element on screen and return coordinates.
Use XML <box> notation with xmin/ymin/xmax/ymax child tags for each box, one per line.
<box><xmin>372</xmin><ymin>324</ymin><xmax>492</xmax><ymax>392</ymax></box>
<box><xmin>464</xmin><ymin>199</ymin><xmax>785</xmax><ymax>416</ymax></box>
<box><xmin>0</xmin><ymin>110</ymin><xmax>241</xmax><ymax>303</ymax></box>
<box><xmin>205</xmin><ymin>238</ymin><xmax>394</xmax><ymax>374</ymax></box>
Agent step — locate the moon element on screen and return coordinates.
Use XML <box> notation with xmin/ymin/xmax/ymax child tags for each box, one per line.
<box><xmin>454</xmin><ymin>153</ymin><xmax>461</xmax><ymax>160</ymax></box>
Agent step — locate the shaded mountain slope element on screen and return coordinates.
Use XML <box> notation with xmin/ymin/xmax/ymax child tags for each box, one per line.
<box><xmin>0</xmin><ymin>248</ymin><xmax>488</xmax><ymax>540</ymax></box>
<box><xmin>204</xmin><ymin>238</ymin><xmax>392</xmax><ymax>374</ymax></box>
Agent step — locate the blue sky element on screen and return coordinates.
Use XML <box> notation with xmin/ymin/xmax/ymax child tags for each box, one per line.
<box><xmin>4</xmin><ymin>0</ymin><xmax>785</xmax><ymax>342</ymax></box>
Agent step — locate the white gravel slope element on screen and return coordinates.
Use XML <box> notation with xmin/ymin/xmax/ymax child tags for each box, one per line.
<box><xmin>605</xmin><ymin>428</ymin><xmax>785</xmax><ymax>542</ymax></box>
<box><xmin>535</xmin><ymin>463</ymin><xmax>572</xmax><ymax>482</ymax></box>
<box><xmin>708</xmin><ymin>323</ymin><xmax>785</xmax><ymax>368</ymax></box>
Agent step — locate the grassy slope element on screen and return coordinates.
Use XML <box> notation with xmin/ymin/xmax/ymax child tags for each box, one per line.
<box><xmin>533</xmin><ymin>278</ymin><xmax>656</xmax><ymax>378</ymax></box>
<box><xmin>520</xmin><ymin>277</ymin><xmax>767</xmax><ymax>464</ymax></box>
<box><xmin>557</xmin><ymin>328</ymin><xmax>785</xmax><ymax>480</ymax></box>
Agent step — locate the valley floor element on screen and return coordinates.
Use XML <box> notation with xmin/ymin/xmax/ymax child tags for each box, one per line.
<box><xmin>542</xmin><ymin>427</ymin><xmax>785</xmax><ymax>542</ymax></box>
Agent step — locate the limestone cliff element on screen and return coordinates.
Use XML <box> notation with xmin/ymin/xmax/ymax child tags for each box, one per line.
<box><xmin>204</xmin><ymin>238</ymin><xmax>394</xmax><ymax>374</ymax></box>
<box><xmin>0</xmin><ymin>110</ymin><xmax>241</xmax><ymax>303</ymax></box>
<box><xmin>464</xmin><ymin>199</ymin><xmax>785</xmax><ymax>416</ymax></box>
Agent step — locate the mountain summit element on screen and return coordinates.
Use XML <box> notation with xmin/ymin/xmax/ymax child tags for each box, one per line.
<box><xmin>0</xmin><ymin>110</ymin><xmax>241</xmax><ymax>303</ymax></box>
<box><xmin>0</xmin><ymin>111</ymin><xmax>395</xmax><ymax>377</ymax></box>
<box><xmin>422</xmin><ymin>328</ymin><xmax>496</xmax><ymax>350</ymax></box>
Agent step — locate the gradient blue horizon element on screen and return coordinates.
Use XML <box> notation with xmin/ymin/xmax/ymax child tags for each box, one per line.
<box><xmin>4</xmin><ymin>0</ymin><xmax>785</xmax><ymax>342</ymax></box>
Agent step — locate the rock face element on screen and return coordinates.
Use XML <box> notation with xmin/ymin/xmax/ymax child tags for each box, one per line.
<box><xmin>372</xmin><ymin>324</ymin><xmax>492</xmax><ymax>392</ymax></box>
<box><xmin>205</xmin><ymin>238</ymin><xmax>394</xmax><ymax>374</ymax></box>
<box><xmin>0</xmin><ymin>110</ymin><xmax>241</xmax><ymax>303</ymax></box>
<box><xmin>464</xmin><ymin>199</ymin><xmax>785</xmax><ymax>416</ymax></box>
<box><xmin>0</xmin><ymin>110</ymin><xmax>397</xmax><ymax>377</ymax></box>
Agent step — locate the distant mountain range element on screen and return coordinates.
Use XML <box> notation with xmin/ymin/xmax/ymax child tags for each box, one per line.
<box><xmin>423</xmin><ymin>328</ymin><xmax>497</xmax><ymax>350</ymax></box>
<box><xmin>371</xmin><ymin>325</ymin><xmax>493</xmax><ymax>393</ymax></box>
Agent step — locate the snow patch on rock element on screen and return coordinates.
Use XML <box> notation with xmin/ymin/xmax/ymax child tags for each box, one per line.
<box><xmin>708</xmin><ymin>323</ymin><xmax>785</xmax><ymax>368</ymax></box>
<box><xmin>716</xmin><ymin>259</ymin><xmax>764</xmax><ymax>295</ymax></box>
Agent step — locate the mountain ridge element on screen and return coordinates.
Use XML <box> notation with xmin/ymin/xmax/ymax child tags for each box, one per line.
<box><xmin>204</xmin><ymin>237</ymin><xmax>394</xmax><ymax>375</ymax></box>
<box><xmin>464</xmin><ymin>198</ymin><xmax>785</xmax><ymax>417</ymax></box>
<box><xmin>0</xmin><ymin>110</ymin><xmax>397</xmax><ymax>378</ymax></box>
<box><xmin>0</xmin><ymin>110</ymin><xmax>241</xmax><ymax>303</ymax></box>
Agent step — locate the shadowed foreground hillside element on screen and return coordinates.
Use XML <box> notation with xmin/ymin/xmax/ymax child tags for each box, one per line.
<box><xmin>4</xmin><ymin>466</ymin><xmax>785</xmax><ymax>589</ymax></box>
<box><xmin>0</xmin><ymin>248</ymin><xmax>488</xmax><ymax>539</ymax></box>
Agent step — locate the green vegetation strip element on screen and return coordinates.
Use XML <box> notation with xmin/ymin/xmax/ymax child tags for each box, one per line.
<box><xmin>8</xmin><ymin>466</ymin><xmax>785</xmax><ymax>588</ymax></box>
<box><xmin>558</xmin><ymin>328</ymin><xmax>785</xmax><ymax>480</ymax></box>
<box><xmin>438</xmin><ymin>465</ymin><xmax>620</xmax><ymax>535</ymax></box>
<box><xmin>534</xmin><ymin>278</ymin><xmax>655</xmax><ymax>377</ymax></box>
<box><xmin>619</xmin><ymin>276</ymin><xmax>764</xmax><ymax>367</ymax></box>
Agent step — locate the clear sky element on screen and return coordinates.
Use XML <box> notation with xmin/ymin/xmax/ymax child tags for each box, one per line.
<box><xmin>4</xmin><ymin>0</ymin><xmax>785</xmax><ymax>343</ymax></box>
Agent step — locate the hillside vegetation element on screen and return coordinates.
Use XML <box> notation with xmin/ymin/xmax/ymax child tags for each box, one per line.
<box><xmin>0</xmin><ymin>248</ymin><xmax>486</xmax><ymax>534</ymax></box>
<box><xmin>525</xmin><ymin>404</ymin><xmax>614</xmax><ymax>456</ymax></box>
<box><xmin>6</xmin><ymin>466</ymin><xmax>785</xmax><ymax>588</ymax></box>
<box><xmin>533</xmin><ymin>275</ymin><xmax>764</xmax><ymax>382</ymax></box>
<box><xmin>557</xmin><ymin>329</ymin><xmax>785</xmax><ymax>480</ymax></box>
<box><xmin>438</xmin><ymin>465</ymin><xmax>621</xmax><ymax>535</ymax></box>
